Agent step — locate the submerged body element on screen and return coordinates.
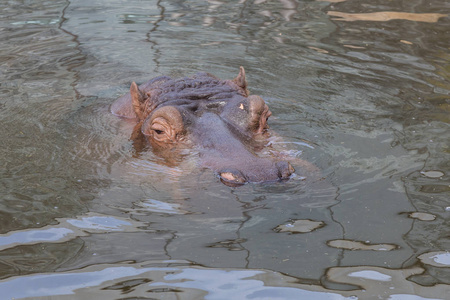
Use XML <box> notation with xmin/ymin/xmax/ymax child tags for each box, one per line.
<box><xmin>111</xmin><ymin>67</ymin><xmax>294</xmax><ymax>186</ymax></box>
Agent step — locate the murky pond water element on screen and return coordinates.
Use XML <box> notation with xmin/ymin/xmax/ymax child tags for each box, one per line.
<box><xmin>1</xmin><ymin>0</ymin><xmax>449</xmax><ymax>299</ymax></box>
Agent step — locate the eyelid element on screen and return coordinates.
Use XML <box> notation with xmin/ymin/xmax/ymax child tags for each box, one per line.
<box><xmin>151</xmin><ymin>122</ymin><xmax>166</xmax><ymax>133</ymax></box>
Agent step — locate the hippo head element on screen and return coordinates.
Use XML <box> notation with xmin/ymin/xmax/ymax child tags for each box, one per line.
<box><xmin>111</xmin><ymin>67</ymin><xmax>294</xmax><ymax>186</ymax></box>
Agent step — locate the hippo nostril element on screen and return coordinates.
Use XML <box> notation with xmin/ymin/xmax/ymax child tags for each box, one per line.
<box><xmin>218</xmin><ymin>168</ymin><xmax>247</xmax><ymax>187</ymax></box>
<box><xmin>276</xmin><ymin>161</ymin><xmax>295</xmax><ymax>179</ymax></box>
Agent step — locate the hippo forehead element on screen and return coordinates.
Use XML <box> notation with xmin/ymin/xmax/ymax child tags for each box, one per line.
<box><xmin>148</xmin><ymin>72</ymin><xmax>247</xmax><ymax>115</ymax></box>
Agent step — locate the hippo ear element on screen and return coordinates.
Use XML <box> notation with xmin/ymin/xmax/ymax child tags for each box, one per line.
<box><xmin>130</xmin><ymin>82</ymin><xmax>146</xmax><ymax>120</ymax></box>
<box><xmin>233</xmin><ymin>66</ymin><xmax>248</xmax><ymax>95</ymax></box>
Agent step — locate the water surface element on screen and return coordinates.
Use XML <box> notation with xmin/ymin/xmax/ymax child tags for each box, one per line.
<box><xmin>0</xmin><ymin>0</ymin><xmax>449</xmax><ymax>299</ymax></box>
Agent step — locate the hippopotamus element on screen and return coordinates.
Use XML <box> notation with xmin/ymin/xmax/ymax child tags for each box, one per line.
<box><xmin>111</xmin><ymin>67</ymin><xmax>295</xmax><ymax>186</ymax></box>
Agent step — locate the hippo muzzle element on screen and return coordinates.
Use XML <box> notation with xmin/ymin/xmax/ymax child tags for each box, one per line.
<box><xmin>188</xmin><ymin>112</ymin><xmax>294</xmax><ymax>186</ymax></box>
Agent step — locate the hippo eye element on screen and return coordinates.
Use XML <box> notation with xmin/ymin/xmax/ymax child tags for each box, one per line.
<box><xmin>142</xmin><ymin>106</ymin><xmax>185</xmax><ymax>145</ymax></box>
<box><xmin>150</xmin><ymin>124</ymin><xmax>165</xmax><ymax>136</ymax></box>
<box><xmin>149</xmin><ymin>118</ymin><xmax>172</xmax><ymax>142</ymax></box>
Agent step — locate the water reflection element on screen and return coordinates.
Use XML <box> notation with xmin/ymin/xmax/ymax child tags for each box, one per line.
<box><xmin>274</xmin><ymin>219</ymin><xmax>325</xmax><ymax>233</ymax></box>
<box><xmin>0</xmin><ymin>213</ymin><xmax>146</xmax><ymax>251</ymax></box>
<box><xmin>418</xmin><ymin>251</ymin><xmax>450</xmax><ymax>268</ymax></box>
<box><xmin>327</xmin><ymin>239</ymin><xmax>398</xmax><ymax>251</ymax></box>
<box><xmin>328</xmin><ymin>11</ymin><xmax>448</xmax><ymax>23</ymax></box>
<box><xmin>1</xmin><ymin>260</ymin><xmax>447</xmax><ymax>299</ymax></box>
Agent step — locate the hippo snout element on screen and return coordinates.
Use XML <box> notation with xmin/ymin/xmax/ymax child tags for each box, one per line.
<box><xmin>218</xmin><ymin>168</ymin><xmax>247</xmax><ymax>187</ymax></box>
<box><xmin>218</xmin><ymin>161</ymin><xmax>295</xmax><ymax>187</ymax></box>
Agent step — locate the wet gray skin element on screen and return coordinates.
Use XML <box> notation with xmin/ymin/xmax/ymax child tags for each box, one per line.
<box><xmin>111</xmin><ymin>67</ymin><xmax>294</xmax><ymax>186</ymax></box>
